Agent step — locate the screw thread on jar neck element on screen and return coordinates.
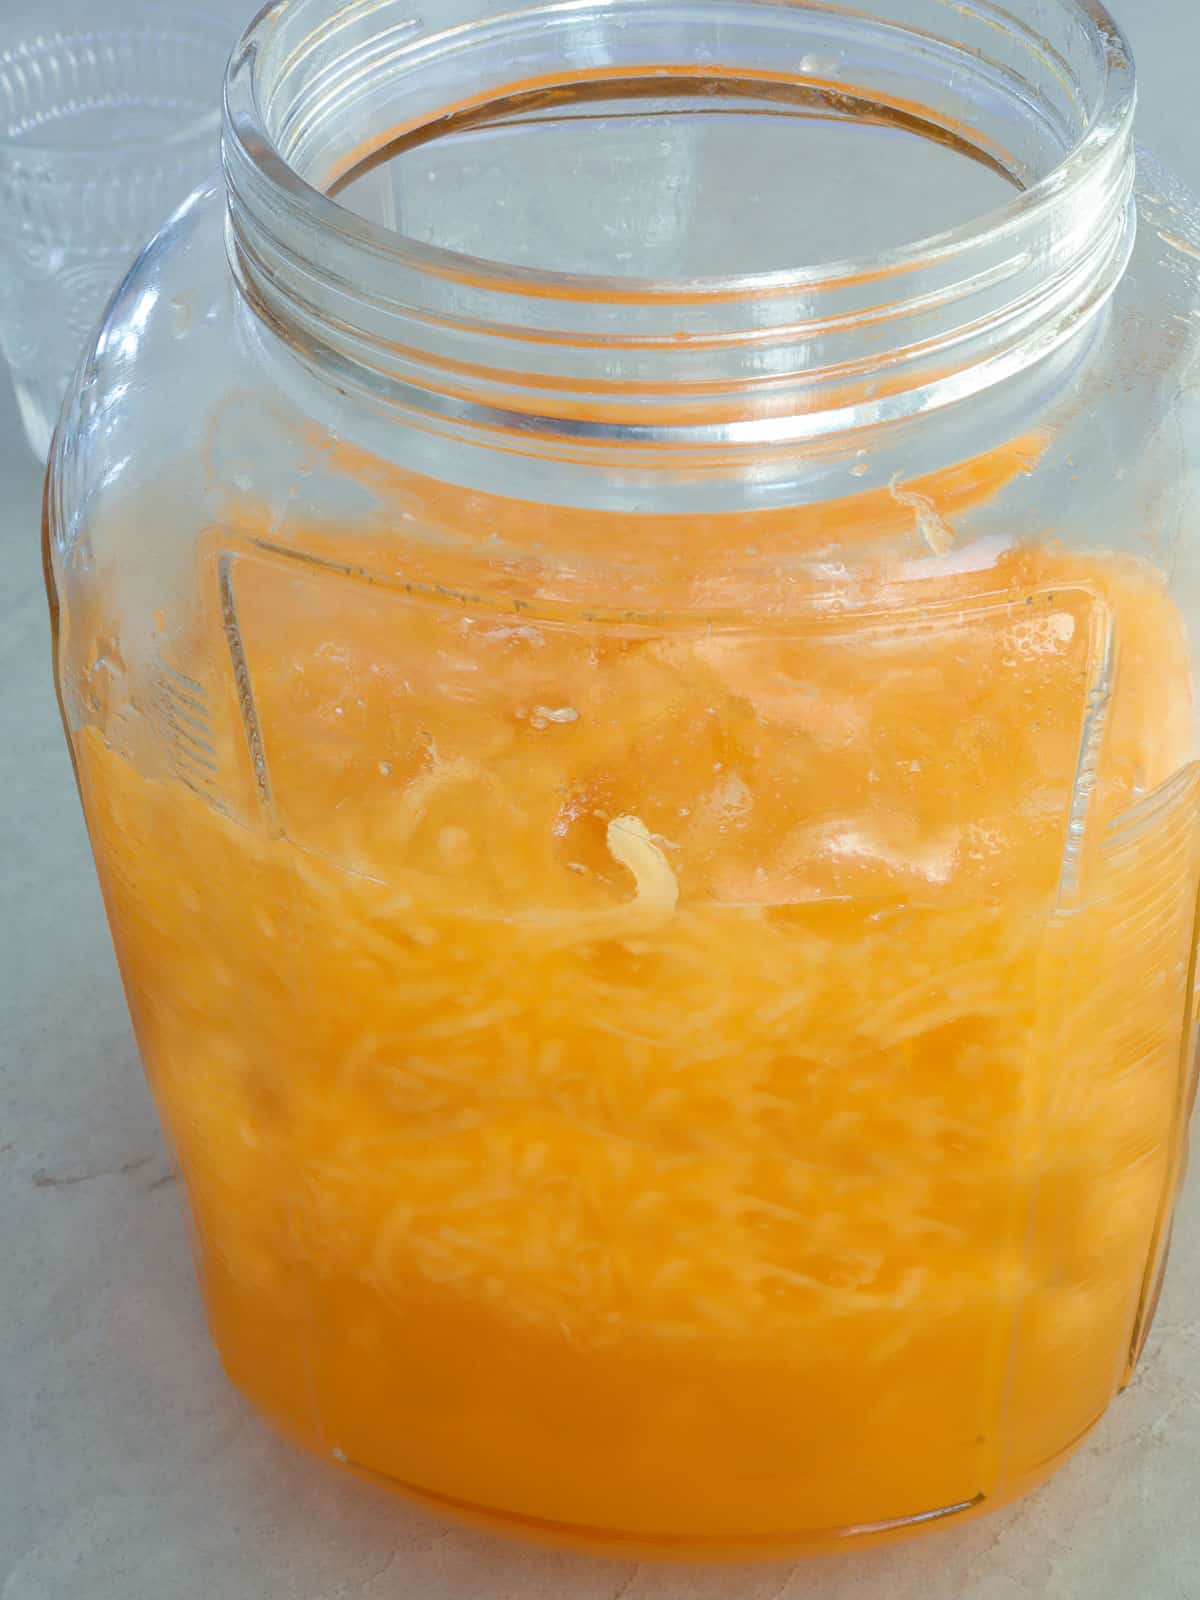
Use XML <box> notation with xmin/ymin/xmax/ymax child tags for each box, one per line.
<box><xmin>222</xmin><ymin>0</ymin><xmax>1136</xmax><ymax>465</ymax></box>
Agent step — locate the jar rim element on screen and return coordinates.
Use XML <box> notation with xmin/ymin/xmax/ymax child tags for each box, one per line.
<box><xmin>221</xmin><ymin>0</ymin><xmax>1138</xmax><ymax>455</ymax></box>
<box><xmin>224</xmin><ymin>0</ymin><xmax>1135</xmax><ymax>302</ymax></box>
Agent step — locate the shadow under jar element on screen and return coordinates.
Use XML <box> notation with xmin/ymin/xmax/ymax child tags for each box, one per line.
<box><xmin>45</xmin><ymin>0</ymin><xmax>1200</xmax><ymax>1557</ymax></box>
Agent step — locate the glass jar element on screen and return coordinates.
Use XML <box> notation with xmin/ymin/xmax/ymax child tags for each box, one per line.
<box><xmin>45</xmin><ymin>0</ymin><xmax>1200</xmax><ymax>1557</ymax></box>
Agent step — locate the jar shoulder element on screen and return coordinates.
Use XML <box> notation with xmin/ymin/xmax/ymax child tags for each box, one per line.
<box><xmin>50</xmin><ymin>184</ymin><xmax>239</xmax><ymax>569</ymax></box>
<box><xmin>46</xmin><ymin>155</ymin><xmax>1200</xmax><ymax>601</ymax></box>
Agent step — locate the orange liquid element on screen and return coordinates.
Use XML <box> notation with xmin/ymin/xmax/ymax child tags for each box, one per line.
<box><xmin>74</xmin><ymin>529</ymin><xmax>1200</xmax><ymax>1553</ymax></box>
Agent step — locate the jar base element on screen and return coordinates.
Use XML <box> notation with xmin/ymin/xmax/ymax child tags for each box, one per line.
<box><xmin>216</xmin><ymin>1339</ymin><xmax>1109</xmax><ymax>1562</ymax></box>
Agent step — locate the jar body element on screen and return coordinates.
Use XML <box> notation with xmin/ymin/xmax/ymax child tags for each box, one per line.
<box><xmin>46</xmin><ymin>1</ymin><xmax>1200</xmax><ymax>1552</ymax></box>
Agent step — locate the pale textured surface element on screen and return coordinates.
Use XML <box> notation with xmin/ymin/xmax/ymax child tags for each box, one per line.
<box><xmin>3</xmin><ymin>1</ymin><xmax>1200</xmax><ymax>1594</ymax></box>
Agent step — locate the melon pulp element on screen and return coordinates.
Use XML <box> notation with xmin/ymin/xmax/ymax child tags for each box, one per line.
<box><xmin>74</xmin><ymin>507</ymin><xmax>1200</xmax><ymax>1549</ymax></box>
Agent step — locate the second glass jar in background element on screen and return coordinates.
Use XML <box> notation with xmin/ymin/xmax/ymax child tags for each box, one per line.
<box><xmin>0</xmin><ymin>0</ymin><xmax>236</xmax><ymax>460</ymax></box>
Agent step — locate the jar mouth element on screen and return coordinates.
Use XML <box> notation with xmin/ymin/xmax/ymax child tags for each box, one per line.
<box><xmin>227</xmin><ymin>0</ymin><xmax>1133</xmax><ymax>298</ymax></box>
<box><xmin>222</xmin><ymin>0</ymin><xmax>1137</xmax><ymax>456</ymax></box>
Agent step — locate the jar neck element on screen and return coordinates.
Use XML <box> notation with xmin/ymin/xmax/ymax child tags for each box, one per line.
<box><xmin>222</xmin><ymin>0</ymin><xmax>1136</xmax><ymax>480</ymax></box>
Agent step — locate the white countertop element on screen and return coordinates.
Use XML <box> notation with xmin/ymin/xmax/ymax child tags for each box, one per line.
<box><xmin>4</xmin><ymin>4</ymin><xmax>1200</xmax><ymax>1595</ymax></box>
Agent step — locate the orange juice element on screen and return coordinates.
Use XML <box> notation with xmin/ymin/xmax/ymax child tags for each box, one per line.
<box><xmin>74</xmin><ymin>528</ymin><xmax>1200</xmax><ymax>1552</ymax></box>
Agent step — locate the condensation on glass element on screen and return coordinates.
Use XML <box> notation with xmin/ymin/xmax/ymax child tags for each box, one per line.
<box><xmin>44</xmin><ymin>0</ymin><xmax>1200</xmax><ymax>1557</ymax></box>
